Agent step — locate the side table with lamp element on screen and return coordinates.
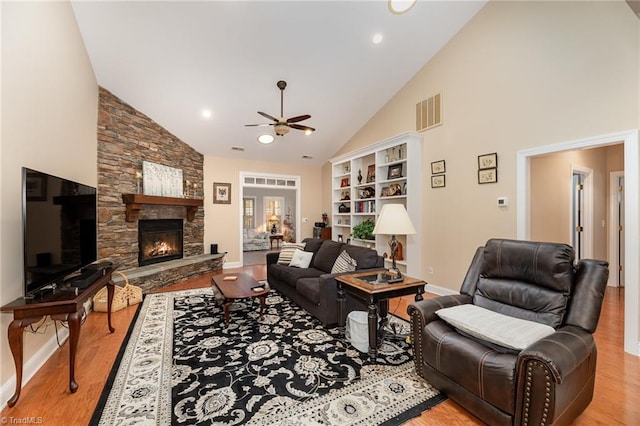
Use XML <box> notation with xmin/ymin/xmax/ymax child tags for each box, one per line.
<box><xmin>336</xmin><ymin>203</ymin><xmax>423</xmax><ymax>361</ymax></box>
<box><xmin>372</xmin><ymin>203</ymin><xmax>417</xmax><ymax>282</ymax></box>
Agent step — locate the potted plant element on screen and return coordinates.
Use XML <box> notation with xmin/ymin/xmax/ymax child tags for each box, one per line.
<box><xmin>352</xmin><ymin>219</ymin><xmax>375</xmax><ymax>240</ymax></box>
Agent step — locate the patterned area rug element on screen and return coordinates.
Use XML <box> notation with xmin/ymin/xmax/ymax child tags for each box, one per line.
<box><xmin>91</xmin><ymin>286</ymin><xmax>444</xmax><ymax>425</ymax></box>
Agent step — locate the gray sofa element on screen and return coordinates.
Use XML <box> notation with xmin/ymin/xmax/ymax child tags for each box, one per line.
<box><xmin>243</xmin><ymin>228</ymin><xmax>270</xmax><ymax>251</ymax></box>
<box><xmin>266</xmin><ymin>238</ymin><xmax>384</xmax><ymax>326</ymax></box>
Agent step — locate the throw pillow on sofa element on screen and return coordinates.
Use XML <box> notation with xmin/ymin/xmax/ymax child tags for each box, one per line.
<box><xmin>289</xmin><ymin>249</ymin><xmax>314</xmax><ymax>268</ymax></box>
<box><xmin>277</xmin><ymin>242</ymin><xmax>306</xmax><ymax>265</ymax></box>
<box><xmin>331</xmin><ymin>250</ymin><xmax>357</xmax><ymax>274</ymax></box>
<box><xmin>435</xmin><ymin>304</ymin><xmax>556</xmax><ymax>351</ymax></box>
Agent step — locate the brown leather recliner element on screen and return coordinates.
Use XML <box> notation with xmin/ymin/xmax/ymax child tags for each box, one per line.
<box><xmin>408</xmin><ymin>239</ymin><xmax>609</xmax><ymax>425</ymax></box>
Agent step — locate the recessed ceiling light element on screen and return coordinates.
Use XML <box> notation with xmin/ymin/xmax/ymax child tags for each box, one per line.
<box><xmin>201</xmin><ymin>109</ymin><xmax>212</xmax><ymax>119</ymax></box>
<box><xmin>258</xmin><ymin>134</ymin><xmax>275</xmax><ymax>144</ymax></box>
<box><xmin>388</xmin><ymin>0</ymin><xmax>417</xmax><ymax>15</ymax></box>
<box><xmin>372</xmin><ymin>33</ymin><xmax>383</xmax><ymax>44</ymax></box>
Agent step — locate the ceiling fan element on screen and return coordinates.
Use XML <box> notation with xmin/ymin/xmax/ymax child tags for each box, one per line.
<box><xmin>245</xmin><ymin>80</ymin><xmax>315</xmax><ymax>136</ymax></box>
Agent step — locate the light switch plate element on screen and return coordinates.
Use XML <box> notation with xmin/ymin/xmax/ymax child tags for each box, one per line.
<box><xmin>497</xmin><ymin>197</ymin><xmax>508</xmax><ymax>207</ymax></box>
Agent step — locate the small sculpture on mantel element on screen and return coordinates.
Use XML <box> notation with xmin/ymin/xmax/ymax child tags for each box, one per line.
<box><xmin>135</xmin><ymin>171</ymin><xmax>143</xmax><ymax>194</ymax></box>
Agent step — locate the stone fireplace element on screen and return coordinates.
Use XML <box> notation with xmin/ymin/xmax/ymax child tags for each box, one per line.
<box><xmin>97</xmin><ymin>87</ymin><xmax>204</xmax><ymax>269</ymax></box>
<box><xmin>138</xmin><ymin>219</ymin><xmax>183</xmax><ymax>266</ymax></box>
<box><xmin>96</xmin><ymin>87</ymin><xmax>223</xmax><ymax>293</ymax></box>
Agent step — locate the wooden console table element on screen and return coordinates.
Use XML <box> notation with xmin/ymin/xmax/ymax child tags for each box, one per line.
<box><xmin>0</xmin><ymin>267</ymin><xmax>116</xmax><ymax>407</ymax></box>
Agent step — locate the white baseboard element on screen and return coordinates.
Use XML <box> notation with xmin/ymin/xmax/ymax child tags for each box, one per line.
<box><xmin>223</xmin><ymin>261</ymin><xmax>242</xmax><ymax>269</ymax></box>
<box><xmin>0</xmin><ymin>328</ymin><xmax>69</xmax><ymax>411</ymax></box>
<box><xmin>424</xmin><ymin>283</ymin><xmax>458</xmax><ymax>296</ymax></box>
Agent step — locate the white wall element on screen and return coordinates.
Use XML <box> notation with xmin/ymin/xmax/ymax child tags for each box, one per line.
<box><xmin>203</xmin><ymin>156</ymin><xmax>322</xmax><ymax>265</ymax></box>
<box><xmin>530</xmin><ymin>146</ymin><xmax>614</xmax><ymax>259</ymax></box>
<box><xmin>1</xmin><ymin>0</ymin><xmax>98</xmax><ymax>397</ymax></box>
<box><xmin>324</xmin><ymin>0</ymin><xmax>639</xmax><ymax>293</ymax></box>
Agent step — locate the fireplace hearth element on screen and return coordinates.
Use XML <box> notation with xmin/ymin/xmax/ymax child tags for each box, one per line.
<box><xmin>138</xmin><ymin>219</ymin><xmax>184</xmax><ymax>266</ymax></box>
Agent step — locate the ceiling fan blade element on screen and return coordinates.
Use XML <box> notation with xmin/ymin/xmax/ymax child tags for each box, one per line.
<box><xmin>257</xmin><ymin>111</ymin><xmax>278</xmax><ymax>122</ymax></box>
<box><xmin>244</xmin><ymin>123</ymin><xmax>274</xmax><ymax>127</ymax></box>
<box><xmin>290</xmin><ymin>124</ymin><xmax>315</xmax><ymax>132</ymax></box>
<box><xmin>287</xmin><ymin>114</ymin><xmax>311</xmax><ymax>123</ymax></box>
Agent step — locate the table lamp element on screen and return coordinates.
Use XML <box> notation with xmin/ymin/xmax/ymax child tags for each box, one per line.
<box><xmin>373</xmin><ymin>204</ymin><xmax>416</xmax><ymax>279</ymax></box>
<box><xmin>269</xmin><ymin>214</ymin><xmax>279</xmax><ymax>234</ymax></box>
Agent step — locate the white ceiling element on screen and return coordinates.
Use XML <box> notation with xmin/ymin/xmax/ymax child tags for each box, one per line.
<box><xmin>72</xmin><ymin>1</ymin><xmax>486</xmax><ymax>166</ymax></box>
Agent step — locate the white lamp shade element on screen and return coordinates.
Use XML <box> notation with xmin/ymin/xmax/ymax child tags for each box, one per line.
<box><xmin>373</xmin><ymin>204</ymin><xmax>416</xmax><ymax>235</ymax></box>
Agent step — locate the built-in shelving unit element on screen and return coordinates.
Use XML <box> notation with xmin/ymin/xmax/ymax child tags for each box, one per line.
<box><xmin>329</xmin><ymin>132</ymin><xmax>423</xmax><ymax>277</ymax></box>
<box><xmin>121</xmin><ymin>194</ymin><xmax>203</xmax><ymax>222</ymax></box>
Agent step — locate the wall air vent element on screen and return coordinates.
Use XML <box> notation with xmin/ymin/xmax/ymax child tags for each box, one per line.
<box><xmin>416</xmin><ymin>92</ymin><xmax>442</xmax><ymax>132</ymax></box>
<box><xmin>302</xmin><ymin>155</ymin><xmax>313</xmax><ymax>160</ymax></box>
<box><xmin>231</xmin><ymin>146</ymin><xmax>245</xmax><ymax>151</ymax></box>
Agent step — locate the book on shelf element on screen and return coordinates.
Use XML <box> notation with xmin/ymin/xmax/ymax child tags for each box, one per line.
<box><xmin>354</xmin><ymin>200</ymin><xmax>376</xmax><ymax>213</ymax></box>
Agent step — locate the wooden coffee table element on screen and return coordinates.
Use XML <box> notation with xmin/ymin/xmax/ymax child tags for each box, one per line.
<box><xmin>336</xmin><ymin>270</ymin><xmax>425</xmax><ymax>361</ymax></box>
<box><xmin>211</xmin><ymin>273</ymin><xmax>269</xmax><ymax>327</ymax></box>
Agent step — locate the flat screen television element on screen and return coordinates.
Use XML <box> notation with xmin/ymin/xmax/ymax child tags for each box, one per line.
<box><xmin>22</xmin><ymin>167</ymin><xmax>97</xmax><ymax>297</ymax></box>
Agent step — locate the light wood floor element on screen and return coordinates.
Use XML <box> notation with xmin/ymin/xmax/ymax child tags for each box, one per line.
<box><xmin>1</xmin><ymin>265</ymin><xmax>638</xmax><ymax>425</ymax></box>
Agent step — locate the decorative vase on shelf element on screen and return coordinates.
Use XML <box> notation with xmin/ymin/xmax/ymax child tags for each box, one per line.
<box><xmin>184</xmin><ymin>180</ymin><xmax>191</xmax><ymax>198</ymax></box>
<box><xmin>135</xmin><ymin>172</ymin><xmax>143</xmax><ymax>194</ymax></box>
<box><xmin>357</xmin><ymin>169</ymin><xmax>363</xmax><ymax>184</ymax></box>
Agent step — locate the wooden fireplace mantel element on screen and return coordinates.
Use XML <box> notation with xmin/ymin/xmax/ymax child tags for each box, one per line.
<box><xmin>122</xmin><ymin>194</ymin><xmax>204</xmax><ymax>222</ymax></box>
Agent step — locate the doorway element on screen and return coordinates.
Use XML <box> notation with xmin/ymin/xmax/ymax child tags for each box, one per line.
<box><xmin>571</xmin><ymin>166</ymin><xmax>593</xmax><ymax>260</ymax></box>
<box><xmin>517</xmin><ymin>129</ymin><xmax>639</xmax><ymax>356</ymax></box>
<box><xmin>239</xmin><ymin>172</ymin><xmax>300</xmax><ymax>267</ymax></box>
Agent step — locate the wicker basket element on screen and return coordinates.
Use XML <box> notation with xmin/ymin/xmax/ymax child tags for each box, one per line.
<box><xmin>93</xmin><ymin>271</ymin><xmax>143</xmax><ymax>313</ymax></box>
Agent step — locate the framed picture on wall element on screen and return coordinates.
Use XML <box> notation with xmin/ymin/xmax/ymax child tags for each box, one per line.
<box><xmin>431</xmin><ymin>160</ymin><xmax>446</xmax><ymax>175</ymax></box>
<box><xmin>478</xmin><ymin>153</ymin><xmax>498</xmax><ymax>170</ymax></box>
<box><xmin>478</xmin><ymin>168</ymin><xmax>498</xmax><ymax>184</ymax></box>
<box><xmin>431</xmin><ymin>175</ymin><xmax>445</xmax><ymax>188</ymax></box>
<box><xmin>213</xmin><ymin>182</ymin><xmax>231</xmax><ymax>204</ymax></box>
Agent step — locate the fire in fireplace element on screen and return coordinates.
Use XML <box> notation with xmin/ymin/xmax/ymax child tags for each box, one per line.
<box><xmin>138</xmin><ymin>219</ymin><xmax>184</xmax><ymax>266</ymax></box>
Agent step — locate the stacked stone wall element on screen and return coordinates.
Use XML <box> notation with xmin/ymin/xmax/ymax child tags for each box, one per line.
<box><xmin>97</xmin><ymin>87</ymin><xmax>204</xmax><ymax>269</ymax></box>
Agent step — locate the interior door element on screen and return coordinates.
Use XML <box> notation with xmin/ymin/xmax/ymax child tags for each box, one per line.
<box><xmin>617</xmin><ymin>174</ymin><xmax>625</xmax><ymax>287</ymax></box>
<box><xmin>572</xmin><ymin>172</ymin><xmax>585</xmax><ymax>260</ymax></box>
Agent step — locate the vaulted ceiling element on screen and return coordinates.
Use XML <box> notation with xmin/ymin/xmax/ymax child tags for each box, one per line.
<box><xmin>72</xmin><ymin>1</ymin><xmax>486</xmax><ymax>165</ymax></box>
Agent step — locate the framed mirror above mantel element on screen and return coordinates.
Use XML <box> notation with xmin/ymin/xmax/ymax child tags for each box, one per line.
<box><xmin>121</xmin><ymin>194</ymin><xmax>203</xmax><ymax>222</ymax></box>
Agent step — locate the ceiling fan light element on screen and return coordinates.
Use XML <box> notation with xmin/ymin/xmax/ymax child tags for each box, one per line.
<box><xmin>305</xmin><ymin>129</ymin><xmax>313</xmax><ymax>135</ymax></box>
<box><xmin>274</xmin><ymin>123</ymin><xmax>290</xmax><ymax>136</ymax></box>
<box><xmin>388</xmin><ymin>0</ymin><xmax>417</xmax><ymax>15</ymax></box>
<box><xmin>258</xmin><ymin>134</ymin><xmax>275</xmax><ymax>144</ymax></box>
